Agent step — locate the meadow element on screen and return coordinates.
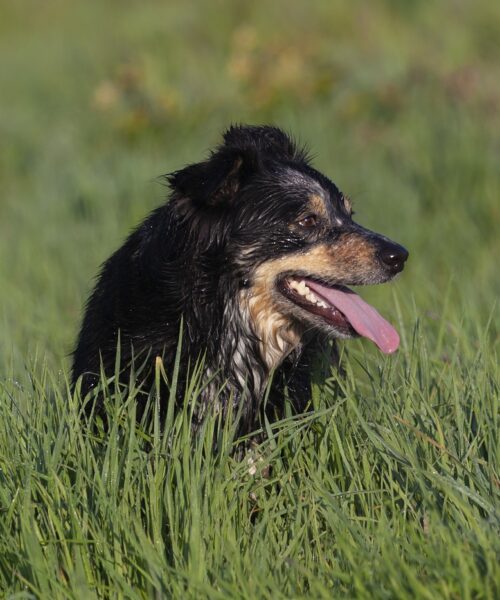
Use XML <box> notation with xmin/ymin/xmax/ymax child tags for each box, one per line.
<box><xmin>0</xmin><ymin>0</ymin><xmax>498</xmax><ymax>597</ymax></box>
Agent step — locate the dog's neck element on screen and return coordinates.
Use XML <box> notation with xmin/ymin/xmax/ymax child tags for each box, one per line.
<box><xmin>218</xmin><ymin>293</ymin><xmax>302</xmax><ymax>398</ymax></box>
<box><xmin>182</xmin><ymin>269</ymin><xmax>303</xmax><ymax>426</ymax></box>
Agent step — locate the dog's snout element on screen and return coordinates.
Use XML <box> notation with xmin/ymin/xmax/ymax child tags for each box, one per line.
<box><xmin>377</xmin><ymin>241</ymin><xmax>409</xmax><ymax>274</ymax></box>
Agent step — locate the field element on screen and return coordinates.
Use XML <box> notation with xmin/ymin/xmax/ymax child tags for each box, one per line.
<box><xmin>0</xmin><ymin>0</ymin><xmax>499</xmax><ymax>597</ymax></box>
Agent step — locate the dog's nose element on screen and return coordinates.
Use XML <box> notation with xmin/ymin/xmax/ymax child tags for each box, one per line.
<box><xmin>377</xmin><ymin>241</ymin><xmax>409</xmax><ymax>274</ymax></box>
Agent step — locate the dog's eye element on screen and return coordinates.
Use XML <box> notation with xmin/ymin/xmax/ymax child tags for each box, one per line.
<box><xmin>298</xmin><ymin>214</ymin><xmax>318</xmax><ymax>229</ymax></box>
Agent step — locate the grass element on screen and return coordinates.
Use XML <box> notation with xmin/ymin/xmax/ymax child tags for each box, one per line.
<box><xmin>0</xmin><ymin>0</ymin><xmax>499</xmax><ymax>597</ymax></box>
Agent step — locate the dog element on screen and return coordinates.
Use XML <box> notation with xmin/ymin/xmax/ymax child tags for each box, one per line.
<box><xmin>72</xmin><ymin>125</ymin><xmax>408</xmax><ymax>435</ymax></box>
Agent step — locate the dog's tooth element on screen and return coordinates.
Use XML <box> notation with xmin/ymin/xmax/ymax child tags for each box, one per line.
<box><xmin>290</xmin><ymin>280</ymin><xmax>328</xmax><ymax>308</ymax></box>
<box><xmin>311</xmin><ymin>292</ymin><xmax>327</xmax><ymax>308</ymax></box>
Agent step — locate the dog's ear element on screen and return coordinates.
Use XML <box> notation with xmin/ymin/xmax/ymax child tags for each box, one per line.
<box><xmin>168</xmin><ymin>147</ymin><xmax>258</xmax><ymax>208</ymax></box>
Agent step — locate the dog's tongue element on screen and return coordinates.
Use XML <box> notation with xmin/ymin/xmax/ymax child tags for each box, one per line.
<box><xmin>306</xmin><ymin>281</ymin><xmax>400</xmax><ymax>354</ymax></box>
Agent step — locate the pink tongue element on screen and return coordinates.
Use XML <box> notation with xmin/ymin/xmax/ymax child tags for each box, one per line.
<box><xmin>306</xmin><ymin>281</ymin><xmax>400</xmax><ymax>354</ymax></box>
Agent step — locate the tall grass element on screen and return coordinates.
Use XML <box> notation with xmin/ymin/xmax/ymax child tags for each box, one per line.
<box><xmin>0</xmin><ymin>0</ymin><xmax>499</xmax><ymax>597</ymax></box>
<box><xmin>0</xmin><ymin>310</ymin><xmax>498</xmax><ymax>597</ymax></box>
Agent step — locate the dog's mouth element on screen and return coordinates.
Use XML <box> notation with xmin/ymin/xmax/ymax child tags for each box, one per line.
<box><xmin>278</xmin><ymin>277</ymin><xmax>400</xmax><ymax>354</ymax></box>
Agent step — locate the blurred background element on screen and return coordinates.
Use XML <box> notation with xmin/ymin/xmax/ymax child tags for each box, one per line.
<box><xmin>0</xmin><ymin>0</ymin><xmax>498</xmax><ymax>373</ymax></box>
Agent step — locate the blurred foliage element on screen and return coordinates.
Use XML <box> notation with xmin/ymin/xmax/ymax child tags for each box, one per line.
<box><xmin>1</xmin><ymin>0</ymin><xmax>499</xmax><ymax>367</ymax></box>
<box><xmin>0</xmin><ymin>1</ymin><xmax>499</xmax><ymax>597</ymax></box>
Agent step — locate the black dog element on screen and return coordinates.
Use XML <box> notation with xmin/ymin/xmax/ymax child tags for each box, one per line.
<box><xmin>72</xmin><ymin>125</ymin><xmax>408</xmax><ymax>433</ymax></box>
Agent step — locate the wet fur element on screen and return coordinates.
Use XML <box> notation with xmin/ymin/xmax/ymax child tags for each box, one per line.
<box><xmin>72</xmin><ymin>125</ymin><xmax>406</xmax><ymax>435</ymax></box>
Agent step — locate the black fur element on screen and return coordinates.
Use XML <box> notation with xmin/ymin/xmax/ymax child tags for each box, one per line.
<box><xmin>72</xmin><ymin>125</ymin><xmax>408</xmax><ymax>434</ymax></box>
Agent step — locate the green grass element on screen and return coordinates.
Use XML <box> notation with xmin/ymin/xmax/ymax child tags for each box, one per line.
<box><xmin>0</xmin><ymin>0</ymin><xmax>499</xmax><ymax>597</ymax></box>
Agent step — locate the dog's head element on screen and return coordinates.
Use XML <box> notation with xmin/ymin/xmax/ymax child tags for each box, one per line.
<box><xmin>168</xmin><ymin>125</ymin><xmax>408</xmax><ymax>368</ymax></box>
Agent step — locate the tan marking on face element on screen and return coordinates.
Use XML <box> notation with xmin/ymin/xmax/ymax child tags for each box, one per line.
<box><xmin>252</xmin><ymin>236</ymin><xmax>378</xmax><ymax>285</ymax></box>
<box><xmin>308</xmin><ymin>193</ymin><xmax>330</xmax><ymax>221</ymax></box>
<box><xmin>245</xmin><ymin>278</ymin><xmax>302</xmax><ymax>371</ymax></box>
<box><xmin>244</xmin><ymin>234</ymin><xmax>380</xmax><ymax>368</ymax></box>
<box><xmin>329</xmin><ymin>234</ymin><xmax>376</xmax><ymax>279</ymax></box>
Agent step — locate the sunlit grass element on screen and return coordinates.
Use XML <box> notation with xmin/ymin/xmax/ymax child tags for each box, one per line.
<box><xmin>0</xmin><ymin>309</ymin><xmax>498</xmax><ymax>597</ymax></box>
<box><xmin>0</xmin><ymin>0</ymin><xmax>499</xmax><ymax>597</ymax></box>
